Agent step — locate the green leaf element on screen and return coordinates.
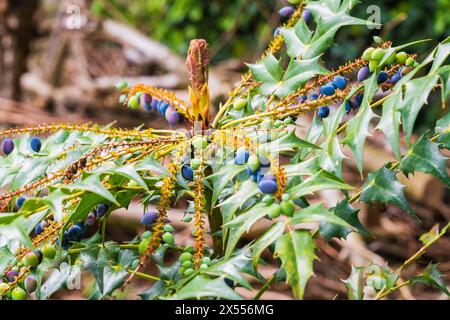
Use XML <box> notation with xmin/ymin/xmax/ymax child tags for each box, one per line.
<box><xmin>38</xmin><ymin>262</ymin><xmax>82</xmax><ymax>299</ymax></box>
<box><xmin>399</xmin><ymin>133</ymin><xmax>450</xmax><ymax>187</ymax></box>
<box><xmin>247</xmin><ymin>53</ymin><xmax>282</xmax><ymax>96</ymax></box>
<box><xmin>223</xmin><ymin>203</ymin><xmax>275</xmax><ymax>258</ymax></box>
<box><xmin>319</xmin><ymin>199</ymin><xmax>369</xmax><ymax>241</ymax></box>
<box><xmin>376</xmin><ymin>90</ymin><xmax>402</xmax><ymax>159</ymax></box>
<box><xmin>288</xmin><ymin>169</ymin><xmax>353</xmax><ymax>199</ymax></box>
<box><xmin>264</xmin><ymin>129</ymin><xmax>320</xmax><ymax>155</ymax></box>
<box><xmin>411</xmin><ymin>264</ymin><xmax>450</xmax><ymax>296</ymax></box>
<box><xmin>284</xmin><ymin>156</ymin><xmax>320</xmax><ymax>177</ymax></box>
<box><xmin>64</xmin><ymin>172</ymin><xmax>118</xmax><ymax>206</ymax></box>
<box><xmin>251</xmin><ymin>221</ymin><xmax>285</xmax><ymax>271</ymax></box>
<box><xmin>290</xmin><ymin>203</ymin><xmax>352</xmax><ymax>229</ymax></box>
<box><xmin>207</xmin><ymin>164</ymin><xmax>246</xmax><ymax>205</ymax></box>
<box><xmin>360</xmin><ymin>166</ymin><xmax>415</xmax><ymax>218</ymax></box>
<box><xmin>343</xmin><ymin>266</ymin><xmax>366</xmax><ymax>300</ymax></box>
<box><xmin>435</xmin><ymin>112</ymin><xmax>450</xmax><ymax>149</ymax></box>
<box><xmin>342</xmin><ymin>74</ymin><xmax>378</xmax><ymax>173</ymax></box>
<box><xmin>106</xmin><ymin>164</ymin><xmax>149</xmax><ymax>191</ymax></box>
<box><xmin>218</xmin><ymin>180</ymin><xmax>260</xmax><ymax>224</ymax></box>
<box><xmin>167</xmin><ymin>276</ymin><xmax>242</xmax><ymax>300</ymax></box>
<box><xmin>274</xmin><ymin>230</ymin><xmax>317</xmax><ymax>299</ymax></box>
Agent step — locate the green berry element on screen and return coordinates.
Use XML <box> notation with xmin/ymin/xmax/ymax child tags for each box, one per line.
<box><xmin>182</xmin><ymin>260</ymin><xmax>193</xmax><ymax>268</ymax></box>
<box><xmin>248</xmin><ymin>155</ymin><xmax>260</xmax><ymax>172</ymax></box>
<box><xmin>202</xmin><ymin>257</ymin><xmax>211</xmax><ymax>265</ymax></box>
<box><xmin>385</xmin><ymin>53</ymin><xmax>396</xmax><ymax>64</ymax></box>
<box><xmin>200</xmin><ymin>263</ymin><xmax>208</xmax><ymax>269</ymax></box>
<box><xmin>395</xmin><ymin>52</ymin><xmax>408</xmax><ymax>64</ymax></box>
<box><xmin>179</xmin><ymin>267</ymin><xmax>186</xmax><ymax>274</ymax></box>
<box><xmin>179</xmin><ymin>252</ymin><xmax>193</xmax><ymax>263</ymax></box>
<box><xmin>368</xmin><ymin>59</ymin><xmax>378</xmax><ymax>72</ymax></box>
<box><xmin>184</xmin><ymin>245</ymin><xmax>194</xmax><ymax>253</ymax></box>
<box><xmin>273</xmin><ymin>120</ymin><xmax>283</xmax><ymax>128</ymax></box>
<box><xmin>23</xmin><ymin>252</ymin><xmax>39</xmax><ymax>268</ymax></box>
<box><xmin>0</xmin><ymin>283</ymin><xmax>9</xmax><ymax>296</ymax></box>
<box><xmin>280</xmin><ymin>200</ymin><xmax>296</xmax><ymax>217</ymax></box>
<box><xmin>234</xmin><ymin>99</ymin><xmax>247</xmax><ymax>110</ymax></box>
<box><xmin>288</xmin><ymin>0</ymin><xmax>301</xmax><ymax>4</ymax></box>
<box><xmin>370</xmin><ymin>48</ymin><xmax>385</xmax><ymax>61</ymax></box>
<box><xmin>191</xmin><ymin>158</ymin><xmax>201</xmax><ymax>170</ymax></box>
<box><xmin>128</xmin><ymin>96</ymin><xmax>140</xmax><ymax>109</ymax></box>
<box><xmin>141</xmin><ymin>231</ymin><xmax>152</xmax><ymax>239</ymax></box>
<box><xmin>115</xmin><ymin>79</ymin><xmax>128</xmax><ymax>90</ymax></box>
<box><xmin>162</xmin><ymin>232</ymin><xmax>174</xmax><ymax>245</ymax></box>
<box><xmin>182</xmin><ymin>215</ymin><xmax>192</xmax><ymax>223</ymax></box>
<box><xmin>138</xmin><ymin>238</ymin><xmax>151</xmax><ymax>255</ymax></box>
<box><xmin>281</xmin><ymin>193</ymin><xmax>290</xmax><ymax>201</ymax></box>
<box><xmin>268</xmin><ymin>204</ymin><xmax>282</xmax><ymax>219</ymax></box>
<box><xmin>262</xmin><ymin>195</ymin><xmax>274</xmax><ymax>205</ymax></box>
<box><xmin>163</xmin><ymin>224</ymin><xmax>174</xmax><ymax>232</ymax></box>
<box><xmin>192</xmin><ymin>136</ymin><xmax>208</xmax><ymax>150</ymax></box>
<box><xmin>42</xmin><ymin>245</ymin><xmax>56</xmax><ymax>260</ymax></box>
<box><xmin>362</xmin><ymin>47</ymin><xmax>375</xmax><ymax>60</ymax></box>
<box><xmin>11</xmin><ymin>287</ymin><xmax>27</xmax><ymax>300</ymax></box>
<box><xmin>405</xmin><ymin>57</ymin><xmax>415</xmax><ymax>67</ymax></box>
<box><xmin>131</xmin><ymin>259</ymin><xmax>140</xmax><ymax>269</ymax></box>
<box><xmin>184</xmin><ymin>268</ymin><xmax>194</xmax><ymax>276</ymax></box>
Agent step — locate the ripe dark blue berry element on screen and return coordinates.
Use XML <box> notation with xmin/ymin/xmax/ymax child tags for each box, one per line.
<box><xmin>298</xmin><ymin>95</ymin><xmax>307</xmax><ymax>103</ymax></box>
<box><xmin>302</xmin><ymin>9</ymin><xmax>311</xmax><ymax>22</ymax></box>
<box><xmin>16</xmin><ymin>196</ymin><xmax>25</xmax><ymax>209</ymax></box>
<box><xmin>279</xmin><ymin>6</ymin><xmax>294</xmax><ymax>18</ymax></box>
<box><xmin>2</xmin><ymin>138</ymin><xmax>14</xmax><ymax>155</ymax></box>
<box><xmin>345</xmin><ymin>101</ymin><xmax>352</xmax><ymax>113</ymax></box>
<box><xmin>317</xmin><ymin>106</ymin><xmax>330</xmax><ymax>119</ymax></box>
<box><xmin>181</xmin><ymin>164</ymin><xmax>194</xmax><ymax>181</ymax></box>
<box><xmin>258</xmin><ymin>177</ymin><xmax>278</xmax><ymax>194</ymax></box>
<box><xmin>141</xmin><ymin>93</ymin><xmax>152</xmax><ymax>111</ymax></box>
<box><xmin>259</xmin><ymin>157</ymin><xmax>271</xmax><ymax>168</ymax></box>
<box><xmin>320</xmin><ymin>84</ymin><xmax>335</xmax><ymax>96</ymax></box>
<box><xmin>141</xmin><ymin>212</ymin><xmax>158</xmax><ymax>225</ymax></box>
<box><xmin>355</xmin><ymin>93</ymin><xmax>364</xmax><ymax>106</ymax></box>
<box><xmin>167</xmin><ymin>110</ymin><xmax>180</xmax><ymax>126</ymax></box>
<box><xmin>158</xmin><ymin>101</ymin><xmax>169</xmax><ymax>115</ymax></box>
<box><xmin>390</xmin><ymin>72</ymin><xmax>402</xmax><ymax>84</ymax></box>
<box><xmin>274</xmin><ymin>28</ymin><xmax>281</xmax><ymax>37</ymax></box>
<box><xmin>34</xmin><ymin>220</ymin><xmax>47</xmax><ymax>236</ymax></box>
<box><xmin>310</xmin><ymin>93</ymin><xmax>319</xmax><ymax>100</ymax></box>
<box><xmin>62</xmin><ymin>231</ymin><xmax>70</xmax><ymax>249</ymax></box>
<box><xmin>224</xmin><ymin>278</ymin><xmax>234</xmax><ymax>288</ymax></box>
<box><xmin>30</xmin><ymin>137</ymin><xmax>42</xmax><ymax>152</ymax></box>
<box><xmin>377</xmin><ymin>71</ymin><xmax>388</xmax><ymax>84</ymax></box>
<box><xmin>24</xmin><ymin>276</ymin><xmax>37</xmax><ymax>294</ymax></box>
<box><xmin>150</xmin><ymin>99</ymin><xmax>159</xmax><ymax>111</ymax></box>
<box><xmin>95</xmin><ymin>204</ymin><xmax>109</xmax><ymax>218</ymax></box>
<box><xmin>357</xmin><ymin>66</ymin><xmax>370</xmax><ymax>81</ymax></box>
<box><xmin>34</xmin><ymin>249</ymin><xmax>43</xmax><ymax>264</ymax></box>
<box><xmin>86</xmin><ymin>212</ymin><xmax>96</xmax><ymax>226</ymax></box>
<box><xmin>234</xmin><ymin>147</ymin><xmax>249</xmax><ymax>165</ymax></box>
<box><xmin>68</xmin><ymin>225</ymin><xmax>82</xmax><ymax>241</ymax></box>
<box><xmin>333</xmin><ymin>76</ymin><xmax>347</xmax><ymax>89</ymax></box>
<box><xmin>6</xmin><ymin>270</ymin><xmax>19</xmax><ymax>282</ymax></box>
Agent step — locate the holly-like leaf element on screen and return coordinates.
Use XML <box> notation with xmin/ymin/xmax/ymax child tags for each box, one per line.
<box><xmin>289</xmin><ymin>202</ymin><xmax>353</xmax><ymax>229</ymax></box>
<box><xmin>435</xmin><ymin>112</ymin><xmax>450</xmax><ymax>149</ymax></box>
<box><xmin>319</xmin><ymin>199</ymin><xmax>370</xmax><ymax>241</ymax></box>
<box><xmin>167</xmin><ymin>276</ymin><xmax>242</xmax><ymax>300</ymax></box>
<box><xmin>274</xmin><ymin>230</ymin><xmax>317</xmax><ymax>299</ymax></box>
<box><xmin>208</xmin><ymin>164</ymin><xmax>247</xmax><ymax>205</ymax></box>
<box><xmin>218</xmin><ymin>180</ymin><xmax>260</xmax><ymax>224</ymax></box>
<box><xmin>360</xmin><ymin>166</ymin><xmax>415</xmax><ymax>218</ymax></box>
<box><xmin>399</xmin><ymin>133</ymin><xmax>450</xmax><ymax>187</ymax></box>
<box><xmin>343</xmin><ymin>266</ymin><xmax>366</xmax><ymax>300</ymax></box>
<box><xmin>411</xmin><ymin>264</ymin><xmax>450</xmax><ymax>296</ymax></box>
<box><xmin>251</xmin><ymin>221</ymin><xmax>285</xmax><ymax>271</ymax></box>
<box><xmin>376</xmin><ymin>90</ymin><xmax>402</xmax><ymax>159</ymax></box>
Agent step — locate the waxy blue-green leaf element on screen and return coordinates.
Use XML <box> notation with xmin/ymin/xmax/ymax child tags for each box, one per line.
<box><xmin>376</xmin><ymin>89</ymin><xmax>402</xmax><ymax>159</ymax></box>
<box><xmin>274</xmin><ymin>230</ymin><xmax>317</xmax><ymax>299</ymax></box>
<box><xmin>410</xmin><ymin>264</ymin><xmax>450</xmax><ymax>296</ymax></box>
<box><xmin>435</xmin><ymin>112</ymin><xmax>450</xmax><ymax>149</ymax></box>
<box><xmin>289</xmin><ymin>202</ymin><xmax>352</xmax><ymax>229</ymax></box>
<box><xmin>399</xmin><ymin>133</ymin><xmax>450</xmax><ymax>187</ymax></box>
<box><xmin>360</xmin><ymin>166</ymin><xmax>415</xmax><ymax>218</ymax></box>
<box><xmin>251</xmin><ymin>221</ymin><xmax>285</xmax><ymax>271</ymax></box>
<box><xmin>207</xmin><ymin>164</ymin><xmax>246</xmax><ymax>205</ymax></box>
<box><xmin>167</xmin><ymin>276</ymin><xmax>242</xmax><ymax>300</ymax></box>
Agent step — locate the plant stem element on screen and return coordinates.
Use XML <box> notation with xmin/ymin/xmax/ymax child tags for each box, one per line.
<box><xmin>375</xmin><ymin>280</ymin><xmax>411</xmax><ymax>300</ymax></box>
<box><xmin>253</xmin><ymin>274</ymin><xmax>276</xmax><ymax>300</ymax></box>
<box><xmin>126</xmin><ymin>269</ymin><xmax>160</xmax><ymax>282</ymax></box>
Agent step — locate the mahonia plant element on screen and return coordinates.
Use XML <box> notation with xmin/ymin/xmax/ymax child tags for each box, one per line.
<box><xmin>0</xmin><ymin>0</ymin><xmax>449</xmax><ymax>300</ymax></box>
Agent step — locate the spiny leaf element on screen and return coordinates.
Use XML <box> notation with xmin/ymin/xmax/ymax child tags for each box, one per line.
<box><xmin>289</xmin><ymin>202</ymin><xmax>353</xmax><ymax>229</ymax></box>
<box><xmin>360</xmin><ymin>166</ymin><xmax>415</xmax><ymax>218</ymax></box>
<box><xmin>399</xmin><ymin>133</ymin><xmax>450</xmax><ymax>187</ymax></box>
<box><xmin>274</xmin><ymin>230</ymin><xmax>317</xmax><ymax>299</ymax></box>
<box><xmin>166</xmin><ymin>276</ymin><xmax>242</xmax><ymax>300</ymax></box>
<box><xmin>411</xmin><ymin>264</ymin><xmax>450</xmax><ymax>296</ymax></box>
<box><xmin>218</xmin><ymin>180</ymin><xmax>259</xmax><ymax>225</ymax></box>
<box><xmin>376</xmin><ymin>90</ymin><xmax>402</xmax><ymax>159</ymax></box>
<box><xmin>251</xmin><ymin>221</ymin><xmax>285</xmax><ymax>272</ymax></box>
<box><xmin>343</xmin><ymin>266</ymin><xmax>366</xmax><ymax>300</ymax></box>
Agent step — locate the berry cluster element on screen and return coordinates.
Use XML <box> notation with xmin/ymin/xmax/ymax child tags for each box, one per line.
<box><xmin>1</xmin><ymin>136</ymin><xmax>42</xmax><ymax>156</ymax></box>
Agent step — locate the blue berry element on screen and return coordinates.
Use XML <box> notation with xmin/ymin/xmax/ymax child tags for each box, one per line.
<box><xmin>24</xmin><ymin>276</ymin><xmax>37</xmax><ymax>294</ymax></box>
<box><xmin>317</xmin><ymin>106</ymin><xmax>330</xmax><ymax>119</ymax></box>
<box><xmin>141</xmin><ymin>93</ymin><xmax>152</xmax><ymax>111</ymax></box>
<box><xmin>30</xmin><ymin>137</ymin><xmax>42</xmax><ymax>152</ymax></box>
<box><xmin>150</xmin><ymin>99</ymin><xmax>159</xmax><ymax>111</ymax></box>
<box><xmin>251</xmin><ymin>170</ymin><xmax>263</xmax><ymax>183</ymax></box>
<box><xmin>224</xmin><ymin>278</ymin><xmax>234</xmax><ymax>288</ymax></box>
<box><xmin>158</xmin><ymin>101</ymin><xmax>169</xmax><ymax>115</ymax></box>
<box><xmin>377</xmin><ymin>71</ymin><xmax>388</xmax><ymax>84</ymax></box>
<box><xmin>390</xmin><ymin>73</ymin><xmax>401</xmax><ymax>84</ymax></box>
<box><xmin>259</xmin><ymin>157</ymin><xmax>271</xmax><ymax>168</ymax></box>
<box><xmin>34</xmin><ymin>249</ymin><xmax>43</xmax><ymax>264</ymax></box>
<box><xmin>16</xmin><ymin>196</ymin><xmax>25</xmax><ymax>209</ymax></box>
<box><xmin>357</xmin><ymin>66</ymin><xmax>370</xmax><ymax>81</ymax></box>
<box><xmin>86</xmin><ymin>213</ymin><xmax>96</xmax><ymax>226</ymax></box>
<box><xmin>310</xmin><ymin>93</ymin><xmax>319</xmax><ymax>100</ymax></box>
<box><xmin>258</xmin><ymin>178</ymin><xmax>278</xmax><ymax>194</ymax></box>
<box><xmin>68</xmin><ymin>225</ymin><xmax>82</xmax><ymax>241</ymax></box>
<box><xmin>181</xmin><ymin>164</ymin><xmax>194</xmax><ymax>181</ymax></box>
<box><xmin>2</xmin><ymin>138</ymin><xmax>14</xmax><ymax>155</ymax></box>
<box><xmin>6</xmin><ymin>270</ymin><xmax>19</xmax><ymax>282</ymax></box>
<box><xmin>141</xmin><ymin>212</ymin><xmax>158</xmax><ymax>225</ymax></box>
<box><xmin>34</xmin><ymin>220</ymin><xmax>47</xmax><ymax>236</ymax></box>
<box><xmin>302</xmin><ymin>9</ymin><xmax>311</xmax><ymax>22</ymax></box>
<box><xmin>279</xmin><ymin>6</ymin><xmax>294</xmax><ymax>18</ymax></box>
<box><xmin>76</xmin><ymin>222</ymin><xmax>87</xmax><ymax>235</ymax></box>
<box><xmin>95</xmin><ymin>204</ymin><xmax>109</xmax><ymax>218</ymax></box>
<box><xmin>333</xmin><ymin>76</ymin><xmax>347</xmax><ymax>90</ymax></box>
<box><xmin>167</xmin><ymin>110</ymin><xmax>180</xmax><ymax>127</ymax></box>
<box><xmin>298</xmin><ymin>95</ymin><xmax>307</xmax><ymax>103</ymax></box>
<box><xmin>320</xmin><ymin>84</ymin><xmax>335</xmax><ymax>96</ymax></box>
<box><xmin>345</xmin><ymin>101</ymin><xmax>353</xmax><ymax>113</ymax></box>
<box><xmin>355</xmin><ymin>93</ymin><xmax>364</xmax><ymax>106</ymax></box>
<box><xmin>234</xmin><ymin>147</ymin><xmax>249</xmax><ymax>165</ymax></box>
<box><xmin>274</xmin><ymin>28</ymin><xmax>281</xmax><ymax>37</ymax></box>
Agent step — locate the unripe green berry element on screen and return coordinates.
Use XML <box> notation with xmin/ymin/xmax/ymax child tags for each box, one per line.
<box><xmin>179</xmin><ymin>252</ymin><xmax>192</xmax><ymax>263</ymax></box>
<box><xmin>184</xmin><ymin>245</ymin><xmax>194</xmax><ymax>253</ymax></box>
<box><xmin>273</xmin><ymin>120</ymin><xmax>283</xmax><ymax>128</ymax></box>
<box><xmin>247</xmin><ymin>155</ymin><xmax>260</xmax><ymax>172</ymax></box>
<box><xmin>11</xmin><ymin>287</ymin><xmax>27</xmax><ymax>300</ymax></box>
<box><xmin>182</xmin><ymin>260</ymin><xmax>193</xmax><ymax>268</ymax></box>
<box><xmin>362</xmin><ymin>47</ymin><xmax>375</xmax><ymax>60</ymax></box>
<box><xmin>115</xmin><ymin>79</ymin><xmax>128</xmax><ymax>90</ymax></box>
<box><xmin>162</xmin><ymin>232</ymin><xmax>174</xmax><ymax>245</ymax></box>
<box><xmin>182</xmin><ymin>215</ymin><xmax>192</xmax><ymax>223</ymax></box>
<box><xmin>192</xmin><ymin>136</ymin><xmax>208</xmax><ymax>150</ymax></box>
<box><xmin>368</xmin><ymin>60</ymin><xmax>378</xmax><ymax>72</ymax></box>
<box><xmin>405</xmin><ymin>57</ymin><xmax>415</xmax><ymax>67</ymax></box>
<box><xmin>202</xmin><ymin>257</ymin><xmax>211</xmax><ymax>265</ymax></box>
<box><xmin>289</xmin><ymin>0</ymin><xmax>301</xmax><ymax>4</ymax></box>
<box><xmin>234</xmin><ymin>99</ymin><xmax>247</xmax><ymax>110</ymax></box>
<box><xmin>280</xmin><ymin>200</ymin><xmax>296</xmax><ymax>217</ymax></box>
<box><xmin>191</xmin><ymin>158</ymin><xmax>201</xmax><ymax>170</ymax></box>
<box><xmin>268</xmin><ymin>204</ymin><xmax>282</xmax><ymax>219</ymax></box>
<box><xmin>281</xmin><ymin>193</ymin><xmax>290</xmax><ymax>201</ymax></box>
<box><xmin>184</xmin><ymin>268</ymin><xmax>194</xmax><ymax>277</ymax></box>
<box><xmin>138</xmin><ymin>238</ymin><xmax>151</xmax><ymax>255</ymax></box>
<box><xmin>131</xmin><ymin>259</ymin><xmax>140</xmax><ymax>269</ymax></box>
<box><xmin>200</xmin><ymin>263</ymin><xmax>208</xmax><ymax>269</ymax></box>
<box><xmin>128</xmin><ymin>96</ymin><xmax>140</xmax><ymax>109</ymax></box>
<box><xmin>163</xmin><ymin>224</ymin><xmax>174</xmax><ymax>232</ymax></box>
<box><xmin>141</xmin><ymin>231</ymin><xmax>152</xmax><ymax>239</ymax></box>
<box><xmin>42</xmin><ymin>245</ymin><xmax>56</xmax><ymax>260</ymax></box>
<box><xmin>395</xmin><ymin>52</ymin><xmax>408</xmax><ymax>64</ymax></box>
<box><xmin>0</xmin><ymin>283</ymin><xmax>9</xmax><ymax>296</ymax></box>
<box><xmin>370</xmin><ymin>48</ymin><xmax>385</xmax><ymax>61</ymax></box>
<box><xmin>262</xmin><ymin>195</ymin><xmax>274</xmax><ymax>205</ymax></box>
<box><xmin>23</xmin><ymin>252</ymin><xmax>39</xmax><ymax>268</ymax></box>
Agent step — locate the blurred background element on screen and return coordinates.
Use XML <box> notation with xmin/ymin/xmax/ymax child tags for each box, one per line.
<box><xmin>0</xmin><ymin>0</ymin><xmax>449</xmax><ymax>299</ymax></box>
